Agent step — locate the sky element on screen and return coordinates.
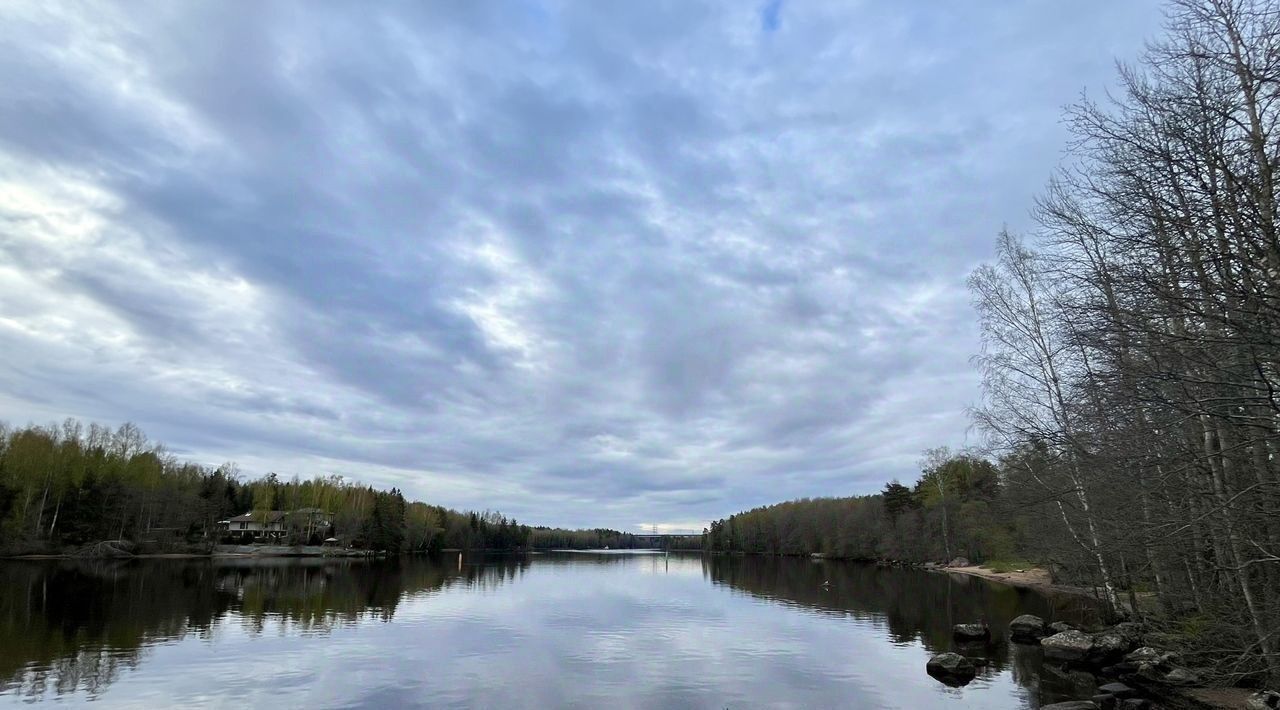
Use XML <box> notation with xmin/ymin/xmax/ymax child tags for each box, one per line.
<box><xmin>0</xmin><ymin>1</ymin><xmax>1164</xmax><ymax>533</ymax></box>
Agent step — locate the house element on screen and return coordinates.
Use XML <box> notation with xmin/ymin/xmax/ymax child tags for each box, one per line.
<box><xmin>218</xmin><ymin>511</ymin><xmax>287</xmax><ymax>540</ymax></box>
<box><xmin>216</xmin><ymin>509</ymin><xmax>334</xmax><ymax>541</ymax></box>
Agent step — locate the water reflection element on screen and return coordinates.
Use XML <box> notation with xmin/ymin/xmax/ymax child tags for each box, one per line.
<box><xmin>0</xmin><ymin>555</ymin><xmax>526</xmax><ymax>699</ymax></box>
<box><xmin>1</xmin><ymin>554</ymin><xmax>1103</xmax><ymax>708</ymax></box>
<box><xmin>705</xmin><ymin>556</ymin><xmax>1103</xmax><ymax>665</ymax></box>
<box><xmin>703</xmin><ymin>556</ymin><xmax>1106</xmax><ymax>704</ymax></box>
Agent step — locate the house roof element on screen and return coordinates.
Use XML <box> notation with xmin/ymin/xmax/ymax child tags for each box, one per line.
<box><xmin>226</xmin><ymin>511</ymin><xmax>287</xmax><ymax>523</ymax></box>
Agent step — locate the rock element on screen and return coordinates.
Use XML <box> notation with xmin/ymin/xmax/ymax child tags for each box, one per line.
<box><xmin>926</xmin><ymin>652</ymin><xmax>973</xmax><ymax>674</ymax></box>
<box><xmin>1042</xmin><ymin>630</ymin><xmax>1096</xmax><ymax>663</ymax></box>
<box><xmin>1110</xmin><ymin>622</ymin><xmax>1144</xmax><ymax>647</ymax></box>
<box><xmin>1119</xmin><ymin>700</ymin><xmax>1150</xmax><ymax>710</ymax></box>
<box><xmin>1246</xmin><ymin>690</ymin><xmax>1280</xmax><ymax>710</ymax></box>
<box><xmin>1049</xmin><ymin>621</ymin><xmax>1076</xmax><ymax>634</ymax></box>
<box><xmin>1133</xmin><ymin>662</ymin><xmax>1167</xmax><ymax>683</ymax></box>
<box><xmin>1091</xmin><ymin>681</ymin><xmax>1139</xmax><ymax>710</ymax></box>
<box><xmin>1096</xmin><ymin>682</ymin><xmax>1135</xmax><ymax>698</ymax></box>
<box><xmin>926</xmin><ymin>652</ymin><xmax>976</xmax><ymax>686</ymax></box>
<box><xmin>1122</xmin><ymin>647</ymin><xmax>1170</xmax><ymax>667</ymax></box>
<box><xmin>1009</xmin><ymin>614</ymin><xmax>1047</xmax><ymax>642</ymax></box>
<box><xmin>1089</xmin><ymin>633</ymin><xmax>1130</xmax><ymax>664</ymax></box>
<box><xmin>953</xmin><ymin>623</ymin><xmax>991</xmax><ymax>642</ymax></box>
<box><xmin>1123</xmin><ymin>647</ymin><xmax>1175</xmax><ymax>682</ymax></box>
<box><xmin>1162</xmin><ymin>667</ymin><xmax>1200</xmax><ymax>686</ymax></box>
<box><xmin>948</xmin><ymin>556</ymin><xmax>971</xmax><ymax>567</ymax></box>
<box><xmin>1040</xmin><ymin>702</ymin><xmax>1099</xmax><ymax>710</ymax></box>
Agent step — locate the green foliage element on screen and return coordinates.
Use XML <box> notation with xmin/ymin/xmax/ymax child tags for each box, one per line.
<box><xmin>529</xmin><ymin>527</ymin><xmax>637</xmax><ymax>550</ymax></box>
<box><xmin>706</xmin><ymin>450</ymin><xmax>1023</xmax><ymax>565</ymax></box>
<box><xmin>0</xmin><ymin>419</ymin><xmax>531</xmax><ymax>555</ymax></box>
<box><xmin>880</xmin><ymin>481</ymin><xmax>917</xmax><ymax>518</ymax></box>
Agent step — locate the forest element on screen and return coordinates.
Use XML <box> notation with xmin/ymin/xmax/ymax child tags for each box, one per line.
<box><xmin>708</xmin><ymin>0</ymin><xmax>1280</xmax><ymax>685</ymax></box>
<box><xmin>702</xmin><ymin>451</ymin><xmax>1014</xmax><ymax>566</ymax></box>
<box><xmin>0</xmin><ymin>418</ymin><xmax>545</xmax><ymax>555</ymax></box>
<box><xmin>529</xmin><ymin>527</ymin><xmax>696</xmax><ymax>550</ymax></box>
<box><xmin>0</xmin><ymin>417</ymin><xmax>706</xmax><ymax>560</ymax></box>
<box><xmin>0</xmin><ymin>418</ymin><xmax>694</xmax><ymax>557</ymax></box>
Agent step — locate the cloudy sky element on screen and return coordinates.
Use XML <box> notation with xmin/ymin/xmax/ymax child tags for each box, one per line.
<box><xmin>0</xmin><ymin>1</ymin><xmax>1162</xmax><ymax>532</ymax></box>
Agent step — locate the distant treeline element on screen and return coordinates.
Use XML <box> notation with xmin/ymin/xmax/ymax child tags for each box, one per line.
<box><xmin>528</xmin><ymin>527</ymin><xmax>703</xmax><ymax>550</ymax></box>
<box><xmin>0</xmin><ymin>419</ymin><xmax>533</xmax><ymax>554</ymax></box>
<box><xmin>528</xmin><ymin>527</ymin><xmax>640</xmax><ymax>550</ymax></box>
<box><xmin>703</xmin><ymin>451</ymin><xmax>1016</xmax><ymax>566</ymax></box>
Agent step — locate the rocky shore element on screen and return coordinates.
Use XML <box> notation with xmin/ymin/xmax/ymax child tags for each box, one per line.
<box><xmin>926</xmin><ymin>613</ymin><xmax>1277</xmax><ymax>709</ymax></box>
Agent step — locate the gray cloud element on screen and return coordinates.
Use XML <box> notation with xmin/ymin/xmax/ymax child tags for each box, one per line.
<box><xmin>0</xmin><ymin>0</ymin><xmax>1163</xmax><ymax>531</ymax></box>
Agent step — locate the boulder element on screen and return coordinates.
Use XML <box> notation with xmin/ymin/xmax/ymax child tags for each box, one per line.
<box><xmin>953</xmin><ymin>623</ymin><xmax>991</xmax><ymax>642</ymax></box>
<box><xmin>1091</xmin><ymin>681</ymin><xmax>1139</xmax><ymax>709</ymax></box>
<box><xmin>1246</xmin><ymin>690</ymin><xmax>1280</xmax><ymax>710</ymax></box>
<box><xmin>1089</xmin><ymin>633</ymin><xmax>1130</xmax><ymax>664</ymax></box>
<box><xmin>1121</xmin><ymin>646</ymin><xmax>1174</xmax><ymax>681</ymax></box>
<box><xmin>1110</xmin><ymin>622</ymin><xmax>1144</xmax><ymax>648</ymax></box>
<box><xmin>1009</xmin><ymin>614</ymin><xmax>1047</xmax><ymax>642</ymax></box>
<box><xmin>1119</xmin><ymin>700</ymin><xmax>1151</xmax><ymax>710</ymax></box>
<box><xmin>1123</xmin><ymin>647</ymin><xmax>1170</xmax><ymax>667</ymax></box>
<box><xmin>1049</xmin><ymin>621</ymin><xmax>1076</xmax><ymax>634</ymax></box>
<box><xmin>948</xmin><ymin>556</ymin><xmax>971</xmax><ymax>567</ymax></box>
<box><xmin>926</xmin><ymin>652</ymin><xmax>976</xmax><ymax>686</ymax></box>
<box><xmin>1133</xmin><ymin>662</ymin><xmax>1167</xmax><ymax>684</ymax></box>
<box><xmin>1040</xmin><ymin>702</ymin><xmax>1099</xmax><ymax>710</ymax></box>
<box><xmin>1042</xmin><ymin>630</ymin><xmax>1096</xmax><ymax>663</ymax></box>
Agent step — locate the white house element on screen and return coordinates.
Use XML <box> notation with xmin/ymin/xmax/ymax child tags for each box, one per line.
<box><xmin>217</xmin><ymin>509</ymin><xmax>334</xmax><ymax>540</ymax></box>
<box><xmin>218</xmin><ymin>511</ymin><xmax>287</xmax><ymax>539</ymax></box>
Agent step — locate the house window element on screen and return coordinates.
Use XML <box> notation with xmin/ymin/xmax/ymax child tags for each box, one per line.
<box><xmin>239</xmin><ymin>523</ymin><xmax>247</xmax><ymax>530</ymax></box>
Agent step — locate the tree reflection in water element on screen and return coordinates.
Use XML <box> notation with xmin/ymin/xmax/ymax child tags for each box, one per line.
<box><xmin>1</xmin><ymin>554</ymin><xmax>1104</xmax><ymax>705</ymax></box>
<box><xmin>703</xmin><ymin>555</ymin><xmax>1106</xmax><ymax>702</ymax></box>
<box><xmin>0</xmin><ymin>556</ymin><xmax>528</xmax><ymax>699</ymax></box>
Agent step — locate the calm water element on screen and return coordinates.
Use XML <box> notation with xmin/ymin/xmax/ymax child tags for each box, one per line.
<box><xmin>0</xmin><ymin>552</ymin><xmax>1106</xmax><ymax>708</ymax></box>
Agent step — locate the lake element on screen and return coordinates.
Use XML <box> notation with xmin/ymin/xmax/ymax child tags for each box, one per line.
<box><xmin>0</xmin><ymin>552</ymin><xmax>1106</xmax><ymax>708</ymax></box>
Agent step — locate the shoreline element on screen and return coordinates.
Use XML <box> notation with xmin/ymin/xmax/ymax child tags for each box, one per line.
<box><xmin>2</xmin><ymin>547</ymin><xmax>382</xmax><ymax>560</ymax></box>
<box><xmin>932</xmin><ymin>564</ymin><xmax>1104</xmax><ymax>599</ymax></box>
<box><xmin>1</xmin><ymin>553</ymin><xmax>371</xmax><ymax>560</ymax></box>
<box><xmin>933</xmin><ymin>566</ymin><xmax>1253</xmax><ymax>709</ymax></box>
